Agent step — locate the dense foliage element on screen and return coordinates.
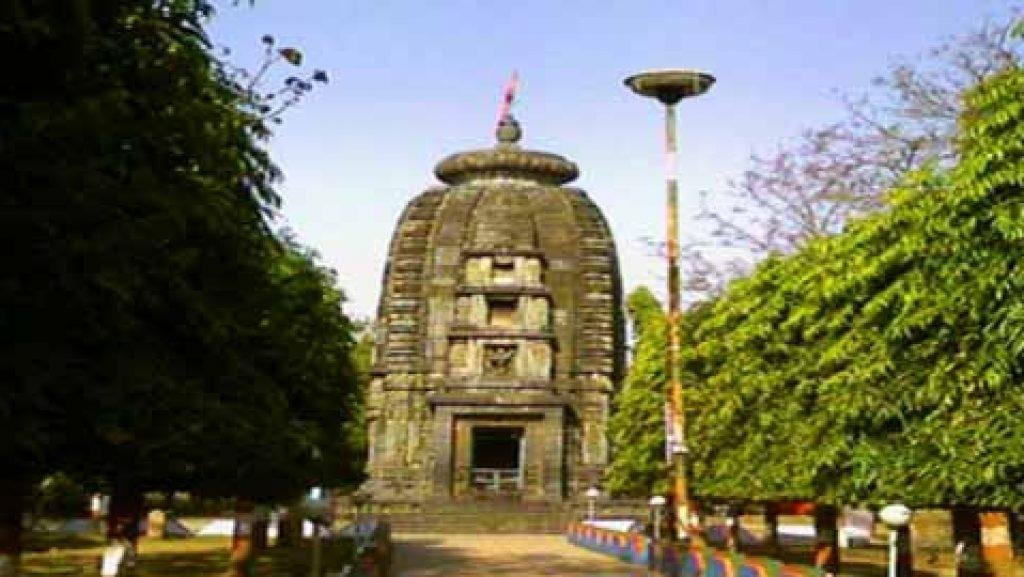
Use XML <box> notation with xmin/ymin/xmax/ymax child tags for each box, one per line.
<box><xmin>606</xmin><ymin>288</ymin><xmax>670</xmax><ymax>497</ymax></box>
<box><xmin>338</xmin><ymin>326</ymin><xmax>374</xmax><ymax>490</ymax></box>
<box><xmin>1</xmin><ymin>3</ymin><xmax>361</xmax><ymax>565</ymax></box>
<box><xmin>685</xmin><ymin>62</ymin><xmax>1024</xmax><ymax>508</ymax></box>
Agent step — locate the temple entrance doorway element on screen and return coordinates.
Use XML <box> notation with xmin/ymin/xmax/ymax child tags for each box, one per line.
<box><xmin>440</xmin><ymin>410</ymin><xmax>560</xmax><ymax>501</ymax></box>
<box><xmin>470</xmin><ymin>426</ymin><xmax>524</xmax><ymax>496</ymax></box>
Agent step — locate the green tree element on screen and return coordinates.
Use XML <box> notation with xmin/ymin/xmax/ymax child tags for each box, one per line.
<box><xmin>685</xmin><ymin>57</ymin><xmax>1024</xmax><ymax>509</ymax></box>
<box><xmin>606</xmin><ymin>288</ymin><xmax>669</xmax><ymax>497</ymax></box>
<box><xmin>338</xmin><ymin>323</ymin><xmax>374</xmax><ymax>489</ymax></box>
<box><xmin>1</xmin><ymin>2</ymin><xmax>360</xmax><ymax>573</ymax></box>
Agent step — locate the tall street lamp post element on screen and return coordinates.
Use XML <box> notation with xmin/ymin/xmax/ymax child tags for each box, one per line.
<box><xmin>624</xmin><ymin>69</ymin><xmax>714</xmax><ymax>542</ymax></box>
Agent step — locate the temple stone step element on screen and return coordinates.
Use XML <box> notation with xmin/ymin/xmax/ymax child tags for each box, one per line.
<box><xmin>367</xmin><ymin>500</ymin><xmax>575</xmax><ymax>534</ymax></box>
<box><xmin>381</xmin><ymin>509</ymin><xmax>571</xmax><ymax>534</ymax></box>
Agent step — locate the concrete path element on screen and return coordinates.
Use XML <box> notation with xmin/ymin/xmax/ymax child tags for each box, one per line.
<box><xmin>392</xmin><ymin>533</ymin><xmax>651</xmax><ymax>577</ymax></box>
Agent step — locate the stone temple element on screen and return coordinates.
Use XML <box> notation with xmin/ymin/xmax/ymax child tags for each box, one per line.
<box><xmin>364</xmin><ymin>115</ymin><xmax>623</xmax><ymax>503</ymax></box>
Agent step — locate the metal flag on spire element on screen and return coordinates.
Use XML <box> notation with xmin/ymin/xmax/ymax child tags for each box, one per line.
<box><xmin>496</xmin><ymin>70</ymin><xmax>519</xmax><ymax>127</ymax></box>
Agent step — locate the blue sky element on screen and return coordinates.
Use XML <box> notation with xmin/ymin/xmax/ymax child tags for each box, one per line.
<box><xmin>208</xmin><ymin>0</ymin><xmax>1016</xmax><ymax>319</ymax></box>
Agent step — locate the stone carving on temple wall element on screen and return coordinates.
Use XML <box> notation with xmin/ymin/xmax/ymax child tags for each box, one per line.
<box><xmin>464</xmin><ymin>257</ymin><xmax>491</xmax><ymax>285</ymax></box>
<box><xmin>369</xmin><ymin>117</ymin><xmax>623</xmax><ymax>502</ymax></box>
<box><xmin>522</xmin><ymin>258</ymin><xmax>542</xmax><ymax>285</ymax></box>
<box><xmin>523</xmin><ymin>342</ymin><xmax>552</xmax><ymax>379</ymax></box>
<box><xmin>449</xmin><ymin>341</ymin><xmax>469</xmax><ymax>374</ymax></box>
<box><xmin>483</xmin><ymin>343</ymin><xmax>516</xmax><ymax>377</ymax></box>
<box><xmin>406</xmin><ymin>417</ymin><xmax>424</xmax><ymax>466</ymax></box>
<box><xmin>470</xmin><ymin>295</ymin><xmax>488</xmax><ymax>325</ymax></box>
<box><xmin>522</xmin><ymin>297</ymin><xmax>549</xmax><ymax>330</ymax></box>
<box><xmin>454</xmin><ymin>296</ymin><xmax>471</xmax><ymax>324</ymax></box>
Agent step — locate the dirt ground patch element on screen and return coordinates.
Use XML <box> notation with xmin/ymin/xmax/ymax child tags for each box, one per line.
<box><xmin>391</xmin><ymin>533</ymin><xmax>650</xmax><ymax>577</ymax></box>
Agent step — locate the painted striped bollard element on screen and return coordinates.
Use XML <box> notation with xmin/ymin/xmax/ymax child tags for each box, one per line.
<box><xmin>680</xmin><ymin>548</ymin><xmax>704</xmax><ymax>577</ymax></box>
<box><xmin>739</xmin><ymin>558</ymin><xmax>769</xmax><ymax>577</ymax></box>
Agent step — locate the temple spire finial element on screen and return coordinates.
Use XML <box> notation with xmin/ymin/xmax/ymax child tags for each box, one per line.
<box><xmin>495</xmin><ymin>71</ymin><xmax>521</xmax><ymax>143</ymax></box>
<box><xmin>496</xmin><ymin>114</ymin><xmax>522</xmax><ymax>144</ymax></box>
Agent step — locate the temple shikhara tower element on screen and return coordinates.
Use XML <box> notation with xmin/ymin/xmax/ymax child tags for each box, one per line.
<box><xmin>365</xmin><ymin>114</ymin><xmax>623</xmax><ymax>502</ymax></box>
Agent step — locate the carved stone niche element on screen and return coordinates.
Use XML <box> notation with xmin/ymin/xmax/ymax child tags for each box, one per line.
<box><xmin>483</xmin><ymin>343</ymin><xmax>517</xmax><ymax>377</ymax></box>
<box><xmin>487</xmin><ymin>296</ymin><xmax>518</xmax><ymax>328</ymax></box>
<box><xmin>491</xmin><ymin>256</ymin><xmax>515</xmax><ymax>285</ymax></box>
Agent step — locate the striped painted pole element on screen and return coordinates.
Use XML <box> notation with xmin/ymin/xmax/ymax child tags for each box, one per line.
<box><xmin>624</xmin><ymin>69</ymin><xmax>714</xmax><ymax>544</ymax></box>
<box><xmin>663</xmin><ymin>101</ymin><xmax>690</xmax><ymax>542</ymax></box>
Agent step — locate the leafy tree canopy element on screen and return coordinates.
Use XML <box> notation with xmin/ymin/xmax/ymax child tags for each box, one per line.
<box><xmin>686</xmin><ymin>61</ymin><xmax>1024</xmax><ymax>508</ymax></box>
<box><xmin>2</xmin><ymin>0</ymin><xmax>361</xmax><ymax>508</ymax></box>
<box><xmin>606</xmin><ymin>288</ymin><xmax>670</xmax><ymax>497</ymax></box>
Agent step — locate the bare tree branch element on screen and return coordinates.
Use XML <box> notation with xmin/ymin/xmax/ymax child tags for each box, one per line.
<box><xmin>686</xmin><ymin>10</ymin><xmax>1022</xmax><ymax>300</ymax></box>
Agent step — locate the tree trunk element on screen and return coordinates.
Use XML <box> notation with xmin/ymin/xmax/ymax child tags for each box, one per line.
<box><xmin>952</xmin><ymin>507</ymin><xmax>1015</xmax><ymax>577</ymax></box>
<box><xmin>107</xmin><ymin>486</ymin><xmax>143</xmax><ymax>548</ymax></box>
<box><xmin>726</xmin><ymin>504</ymin><xmax>742</xmax><ymax>552</ymax></box>
<box><xmin>1011</xmin><ymin>512</ymin><xmax>1022</xmax><ymax>557</ymax></box>
<box><xmin>227</xmin><ymin>499</ymin><xmax>255</xmax><ymax>577</ymax></box>
<box><xmin>251</xmin><ymin>508</ymin><xmax>268</xmax><ymax>552</ymax></box>
<box><xmin>276</xmin><ymin>508</ymin><xmax>298</xmax><ymax>548</ymax></box>
<box><xmin>764</xmin><ymin>502</ymin><xmax>780</xmax><ymax>554</ymax></box>
<box><xmin>0</xmin><ymin>478</ymin><xmax>27</xmax><ymax>577</ymax></box>
<box><xmin>813</xmin><ymin>505</ymin><xmax>840</xmax><ymax>577</ymax></box>
<box><xmin>954</xmin><ymin>505</ymin><xmax>983</xmax><ymax>577</ymax></box>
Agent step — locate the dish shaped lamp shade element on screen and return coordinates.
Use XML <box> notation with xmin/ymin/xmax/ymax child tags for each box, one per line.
<box><xmin>624</xmin><ymin>69</ymin><xmax>715</xmax><ymax>105</ymax></box>
<box><xmin>879</xmin><ymin>504</ymin><xmax>912</xmax><ymax>528</ymax></box>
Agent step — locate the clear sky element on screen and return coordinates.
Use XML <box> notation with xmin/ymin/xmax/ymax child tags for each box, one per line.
<box><xmin>207</xmin><ymin>0</ymin><xmax>1016</xmax><ymax>319</ymax></box>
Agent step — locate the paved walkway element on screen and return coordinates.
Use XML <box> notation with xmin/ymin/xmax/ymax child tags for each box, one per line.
<box><xmin>391</xmin><ymin>533</ymin><xmax>651</xmax><ymax>577</ymax></box>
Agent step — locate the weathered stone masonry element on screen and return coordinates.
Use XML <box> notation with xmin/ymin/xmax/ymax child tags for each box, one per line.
<box><xmin>365</xmin><ymin>116</ymin><xmax>623</xmax><ymax>502</ymax></box>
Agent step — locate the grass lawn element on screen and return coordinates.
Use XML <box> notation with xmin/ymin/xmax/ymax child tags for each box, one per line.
<box><xmin>22</xmin><ymin>533</ymin><xmax>353</xmax><ymax>577</ymax></box>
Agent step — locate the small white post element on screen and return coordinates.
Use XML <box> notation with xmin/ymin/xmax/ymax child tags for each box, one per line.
<box><xmin>586</xmin><ymin>487</ymin><xmax>600</xmax><ymax>521</ymax></box>
<box><xmin>888</xmin><ymin>528</ymin><xmax>898</xmax><ymax>577</ymax></box>
<box><xmin>649</xmin><ymin>495</ymin><xmax>667</xmax><ymax>541</ymax></box>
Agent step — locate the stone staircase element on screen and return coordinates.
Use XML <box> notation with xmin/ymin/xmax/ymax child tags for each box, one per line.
<box><xmin>372</xmin><ymin>500</ymin><xmax>575</xmax><ymax>534</ymax></box>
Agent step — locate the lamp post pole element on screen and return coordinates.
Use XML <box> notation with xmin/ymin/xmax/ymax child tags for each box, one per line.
<box><xmin>625</xmin><ymin>69</ymin><xmax>714</xmax><ymax>542</ymax></box>
<box><xmin>880</xmin><ymin>504</ymin><xmax>913</xmax><ymax>577</ymax></box>
<box><xmin>303</xmin><ymin>487</ymin><xmax>329</xmax><ymax>577</ymax></box>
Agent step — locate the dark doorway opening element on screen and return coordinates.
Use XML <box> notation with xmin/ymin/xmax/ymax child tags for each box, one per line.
<box><xmin>471</xmin><ymin>426</ymin><xmax>524</xmax><ymax>495</ymax></box>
